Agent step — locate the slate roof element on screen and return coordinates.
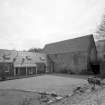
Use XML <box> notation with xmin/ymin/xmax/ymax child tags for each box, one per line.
<box><xmin>43</xmin><ymin>34</ymin><xmax>94</xmax><ymax>54</ymax></box>
<box><xmin>14</xmin><ymin>51</ymin><xmax>47</xmax><ymax>67</ymax></box>
<box><xmin>0</xmin><ymin>49</ymin><xmax>47</xmax><ymax>67</ymax></box>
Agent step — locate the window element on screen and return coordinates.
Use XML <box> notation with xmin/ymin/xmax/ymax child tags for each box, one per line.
<box><xmin>16</xmin><ymin>68</ymin><xmax>19</xmax><ymax>75</ymax></box>
<box><xmin>29</xmin><ymin>68</ymin><xmax>33</xmax><ymax>75</ymax></box>
<box><xmin>26</xmin><ymin>56</ymin><xmax>31</xmax><ymax>60</ymax></box>
<box><xmin>4</xmin><ymin>64</ymin><xmax>9</xmax><ymax>72</ymax></box>
<box><xmin>3</xmin><ymin>54</ymin><xmax>10</xmax><ymax>60</ymax></box>
<box><xmin>40</xmin><ymin>57</ymin><xmax>45</xmax><ymax>61</ymax></box>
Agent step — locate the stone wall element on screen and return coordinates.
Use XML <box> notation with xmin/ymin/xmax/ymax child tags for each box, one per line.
<box><xmin>0</xmin><ymin>63</ymin><xmax>14</xmax><ymax>77</ymax></box>
<box><xmin>36</xmin><ymin>63</ymin><xmax>46</xmax><ymax>73</ymax></box>
<box><xmin>48</xmin><ymin>51</ymin><xmax>88</xmax><ymax>74</ymax></box>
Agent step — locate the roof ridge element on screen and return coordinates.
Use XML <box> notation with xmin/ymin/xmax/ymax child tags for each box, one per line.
<box><xmin>45</xmin><ymin>34</ymin><xmax>93</xmax><ymax>46</ymax></box>
<box><xmin>43</xmin><ymin>34</ymin><xmax>94</xmax><ymax>54</ymax></box>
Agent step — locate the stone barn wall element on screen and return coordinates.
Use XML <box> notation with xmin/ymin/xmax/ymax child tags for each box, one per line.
<box><xmin>48</xmin><ymin>51</ymin><xmax>88</xmax><ymax>74</ymax></box>
<box><xmin>100</xmin><ymin>61</ymin><xmax>105</xmax><ymax>77</ymax></box>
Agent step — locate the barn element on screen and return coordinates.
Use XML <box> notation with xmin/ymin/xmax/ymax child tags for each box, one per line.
<box><xmin>43</xmin><ymin>34</ymin><xmax>99</xmax><ymax>74</ymax></box>
<box><xmin>14</xmin><ymin>51</ymin><xmax>47</xmax><ymax>76</ymax></box>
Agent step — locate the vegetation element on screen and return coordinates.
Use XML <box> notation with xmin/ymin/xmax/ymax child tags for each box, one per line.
<box><xmin>96</xmin><ymin>11</ymin><xmax>105</xmax><ymax>40</ymax></box>
<box><xmin>28</xmin><ymin>48</ymin><xmax>43</xmax><ymax>53</ymax></box>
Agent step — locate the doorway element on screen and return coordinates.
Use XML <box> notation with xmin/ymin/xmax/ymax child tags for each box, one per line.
<box><xmin>90</xmin><ymin>63</ymin><xmax>100</xmax><ymax>74</ymax></box>
<box><xmin>15</xmin><ymin>68</ymin><xmax>19</xmax><ymax>75</ymax></box>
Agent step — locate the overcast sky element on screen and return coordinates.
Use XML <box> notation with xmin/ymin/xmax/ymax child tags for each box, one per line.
<box><xmin>0</xmin><ymin>0</ymin><xmax>105</xmax><ymax>50</ymax></box>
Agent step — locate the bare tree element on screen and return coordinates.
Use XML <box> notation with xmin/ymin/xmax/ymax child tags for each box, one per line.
<box><xmin>96</xmin><ymin>13</ymin><xmax>105</xmax><ymax>40</ymax></box>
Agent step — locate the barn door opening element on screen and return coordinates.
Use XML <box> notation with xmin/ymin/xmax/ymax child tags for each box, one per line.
<box><xmin>90</xmin><ymin>63</ymin><xmax>100</xmax><ymax>74</ymax></box>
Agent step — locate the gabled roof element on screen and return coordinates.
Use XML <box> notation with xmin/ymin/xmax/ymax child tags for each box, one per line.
<box><xmin>43</xmin><ymin>34</ymin><xmax>94</xmax><ymax>54</ymax></box>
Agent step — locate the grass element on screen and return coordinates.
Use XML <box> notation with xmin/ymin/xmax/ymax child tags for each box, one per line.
<box><xmin>0</xmin><ymin>89</ymin><xmax>41</xmax><ymax>105</ymax></box>
<box><xmin>19</xmin><ymin>97</ymin><xmax>33</xmax><ymax>105</ymax></box>
<box><xmin>0</xmin><ymin>75</ymin><xmax>87</xmax><ymax>96</ymax></box>
<box><xmin>0</xmin><ymin>85</ymin><xmax>105</xmax><ymax>105</ymax></box>
<box><xmin>0</xmin><ymin>74</ymin><xmax>105</xmax><ymax>105</ymax></box>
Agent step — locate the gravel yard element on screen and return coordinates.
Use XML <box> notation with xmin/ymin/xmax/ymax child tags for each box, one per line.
<box><xmin>0</xmin><ymin>75</ymin><xmax>87</xmax><ymax>96</ymax></box>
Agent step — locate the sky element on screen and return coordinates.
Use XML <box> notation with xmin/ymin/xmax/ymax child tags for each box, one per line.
<box><xmin>0</xmin><ymin>0</ymin><xmax>105</xmax><ymax>50</ymax></box>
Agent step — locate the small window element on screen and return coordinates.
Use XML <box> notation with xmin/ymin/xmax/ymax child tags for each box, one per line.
<box><xmin>5</xmin><ymin>65</ymin><xmax>9</xmax><ymax>72</ymax></box>
<box><xmin>26</xmin><ymin>56</ymin><xmax>31</xmax><ymax>60</ymax></box>
<box><xmin>40</xmin><ymin>57</ymin><xmax>45</xmax><ymax>61</ymax></box>
<box><xmin>3</xmin><ymin>54</ymin><xmax>10</xmax><ymax>60</ymax></box>
<box><xmin>29</xmin><ymin>68</ymin><xmax>33</xmax><ymax>75</ymax></box>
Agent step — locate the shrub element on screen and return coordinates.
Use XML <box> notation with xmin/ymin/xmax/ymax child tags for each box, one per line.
<box><xmin>80</xmin><ymin>69</ymin><xmax>93</xmax><ymax>75</ymax></box>
<box><xmin>60</xmin><ymin>68</ymin><xmax>68</xmax><ymax>73</ymax></box>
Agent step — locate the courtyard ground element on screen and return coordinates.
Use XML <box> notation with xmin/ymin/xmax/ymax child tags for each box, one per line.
<box><xmin>0</xmin><ymin>74</ymin><xmax>105</xmax><ymax>105</ymax></box>
<box><xmin>0</xmin><ymin>74</ymin><xmax>87</xmax><ymax>96</ymax></box>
